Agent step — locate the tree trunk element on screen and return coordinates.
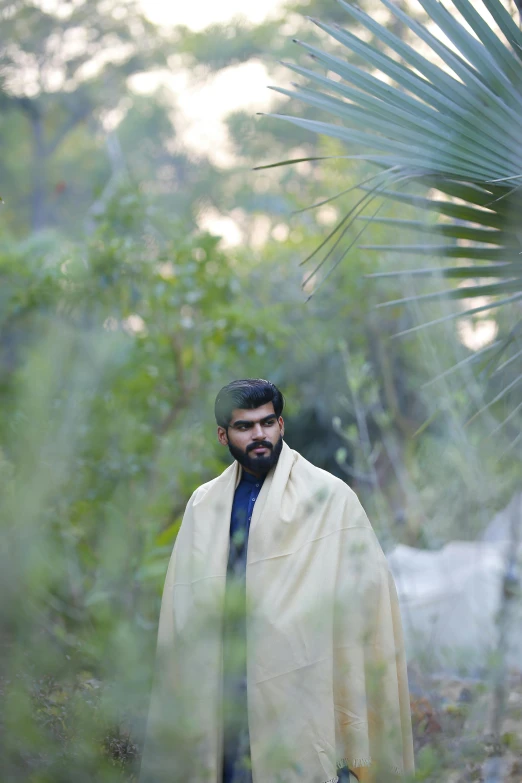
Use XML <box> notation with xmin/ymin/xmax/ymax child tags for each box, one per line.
<box><xmin>30</xmin><ymin>109</ymin><xmax>46</xmax><ymax>232</ymax></box>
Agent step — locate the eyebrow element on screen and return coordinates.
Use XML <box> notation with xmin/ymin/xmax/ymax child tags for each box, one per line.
<box><xmin>230</xmin><ymin>415</ymin><xmax>277</xmax><ymax>427</ymax></box>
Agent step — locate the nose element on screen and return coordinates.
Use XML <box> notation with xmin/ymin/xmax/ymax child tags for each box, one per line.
<box><xmin>251</xmin><ymin>423</ymin><xmax>265</xmax><ymax>439</ymax></box>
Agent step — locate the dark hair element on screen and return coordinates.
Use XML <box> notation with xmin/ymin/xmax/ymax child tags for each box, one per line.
<box><xmin>214</xmin><ymin>379</ymin><xmax>284</xmax><ymax>428</ymax></box>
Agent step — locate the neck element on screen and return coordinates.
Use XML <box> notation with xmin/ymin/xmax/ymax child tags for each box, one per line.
<box><xmin>242</xmin><ymin>466</ymin><xmax>265</xmax><ymax>478</ymax></box>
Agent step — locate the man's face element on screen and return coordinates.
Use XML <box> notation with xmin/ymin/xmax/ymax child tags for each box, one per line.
<box><xmin>217</xmin><ymin>402</ymin><xmax>285</xmax><ymax>476</ymax></box>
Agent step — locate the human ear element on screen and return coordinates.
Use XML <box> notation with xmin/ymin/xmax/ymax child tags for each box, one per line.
<box><xmin>217</xmin><ymin>426</ymin><xmax>228</xmax><ymax>446</ymax></box>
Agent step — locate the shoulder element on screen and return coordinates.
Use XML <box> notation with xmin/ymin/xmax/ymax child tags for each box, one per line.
<box><xmin>191</xmin><ymin>475</ymin><xmax>220</xmax><ymax>503</ymax></box>
<box><xmin>289</xmin><ymin>449</ymin><xmax>370</xmax><ymax>527</ymax></box>
<box><xmin>189</xmin><ymin>460</ymin><xmax>237</xmax><ymax>507</ymax></box>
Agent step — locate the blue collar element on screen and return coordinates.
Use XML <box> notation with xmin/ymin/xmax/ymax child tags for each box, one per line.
<box><xmin>239</xmin><ymin>469</ymin><xmax>264</xmax><ymax>485</ymax></box>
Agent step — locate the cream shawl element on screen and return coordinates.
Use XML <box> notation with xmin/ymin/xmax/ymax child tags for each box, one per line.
<box><xmin>140</xmin><ymin>442</ymin><xmax>414</xmax><ymax>783</ymax></box>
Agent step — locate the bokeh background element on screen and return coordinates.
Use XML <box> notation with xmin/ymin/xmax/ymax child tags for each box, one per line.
<box><xmin>1</xmin><ymin>0</ymin><xmax>521</xmax><ymax>780</ymax></box>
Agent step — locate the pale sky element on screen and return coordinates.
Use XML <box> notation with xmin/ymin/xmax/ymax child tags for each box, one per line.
<box><xmin>142</xmin><ymin>0</ymin><xmax>286</xmax><ymax>31</ymax></box>
<box><xmin>135</xmin><ymin>0</ymin><xmax>289</xmax><ymax>170</ymax></box>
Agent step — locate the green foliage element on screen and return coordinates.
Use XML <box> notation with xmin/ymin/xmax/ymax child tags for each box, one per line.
<box><xmin>2</xmin><ymin>174</ymin><xmax>503</xmax><ymax>776</ymax></box>
<box><xmin>0</xmin><ymin>188</ymin><xmax>293</xmax><ymax>779</ymax></box>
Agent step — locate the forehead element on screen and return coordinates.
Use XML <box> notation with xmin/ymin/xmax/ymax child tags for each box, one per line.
<box><xmin>229</xmin><ymin>402</ymin><xmax>276</xmax><ymax>423</ymax></box>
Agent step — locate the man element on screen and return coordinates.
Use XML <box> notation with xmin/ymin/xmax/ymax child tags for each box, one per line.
<box><xmin>141</xmin><ymin>379</ymin><xmax>414</xmax><ymax>783</ymax></box>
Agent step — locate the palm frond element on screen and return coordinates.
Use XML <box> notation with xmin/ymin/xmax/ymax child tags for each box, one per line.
<box><xmin>266</xmin><ymin>0</ymin><xmax>522</xmax><ymax>439</ymax></box>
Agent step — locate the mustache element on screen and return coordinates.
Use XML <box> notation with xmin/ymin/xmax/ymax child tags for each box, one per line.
<box><xmin>247</xmin><ymin>441</ymin><xmax>273</xmax><ymax>453</ymax></box>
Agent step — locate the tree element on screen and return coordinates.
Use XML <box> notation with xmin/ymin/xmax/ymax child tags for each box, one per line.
<box><xmin>0</xmin><ymin>0</ymin><xmax>170</xmax><ymax>232</ymax></box>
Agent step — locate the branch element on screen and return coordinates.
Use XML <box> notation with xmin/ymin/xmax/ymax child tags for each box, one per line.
<box><xmin>46</xmin><ymin>103</ymin><xmax>93</xmax><ymax>157</ymax></box>
<box><xmin>1</xmin><ymin>94</ymin><xmax>41</xmax><ymax>120</ymax></box>
<box><xmin>337</xmin><ymin>461</ymin><xmax>374</xmax><ymax>484</ymax></box>
<box><xmin>156</xmin><ymin>334</ymin><xmax>197</xmax><ymax>436</ymax></box>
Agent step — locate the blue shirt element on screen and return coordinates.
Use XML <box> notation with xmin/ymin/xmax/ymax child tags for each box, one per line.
<box><xmin>227</xmin><ymin>470</ymin><xmax>264</xmax><ymax>578</ymax></box>
<box><xmin>223</xmin><ymin>470</ymin><xmax>264</xmax><ymax>783</ymax></box>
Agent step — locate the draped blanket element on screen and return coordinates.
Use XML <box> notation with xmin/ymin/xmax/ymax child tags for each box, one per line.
<box><xmin>140</xmin><ymin>442</ymin><xmax>414</xmax><ymax>783</ymax></box>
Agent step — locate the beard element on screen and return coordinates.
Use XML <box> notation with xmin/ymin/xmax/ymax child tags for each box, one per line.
<box><xmin>227</xmin><ymin>434</ymin><xmax>284</xmax><ymax>475</ymax></box>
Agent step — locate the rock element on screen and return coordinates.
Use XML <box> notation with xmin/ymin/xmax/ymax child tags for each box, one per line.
<box><xmin>387</xmin><ymin>492</ymin><xmax>522</xmax><ymax>672</ymax></box>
